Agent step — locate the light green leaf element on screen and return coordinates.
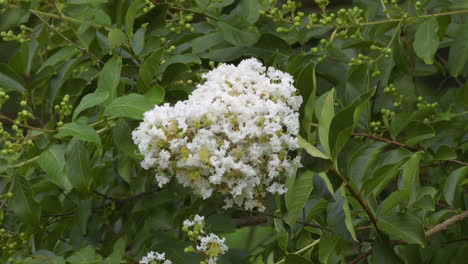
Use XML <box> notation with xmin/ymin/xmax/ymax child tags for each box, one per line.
<box><xmin>37</xmin><ymin>46</ymin><xmax>79</xmax><ymax>73</ymax></box>
<box><xmin>104</xmin><ymin>93</ymin><xmax>157</xmax><ymax>119</ymax></box>
<box><xmin>448</xmin><ymin>24</ymin><xmax>468</xmax><ymax>77</ymax></box>
<box><xmin>389</xmin><ymin>108</ymin><xmax>431</xmax><ymax>139</ymax></box>
<box><xmin>108</xmin><ymin>28</ymin><xmax>128</xmax><ymax>49</ymax></box>
<box><xmin>315</xmin><ymin>89</ymin><xmax>335</xmax><ymax>156</ymax></box>
<box><xmin>377</xmin><ymin>212</ymin><xmax>425</xmax><ymax>245</ymax></box>
<box><xmin>38</xmin><ymin>144</ymin><xmax>71</xmax><ymax>190</ymax></box>
<box><xmin>66</xmin><ymin>245</ymin><xmax>102</xmax><ymax>264</ymax></box>
<box><xmin>378</xmin><ymin>190</ymin><xmax>410</xmax><ymax>216</ymax></box>
<box><xmin>399</xmin><ymin>151</ymin><xmax>423</xmax><ymax>193</ymax></box>
<box><xmin>285</xmin><ymin>254</ymin><xmax>313</xmax><ymax>264</ymax></box>
<box><xmin>413</xmin><ymin>17</ymin><xmax>439</xmax><ymax>64</ymax></box>
<box><xmin>434</xmin><ymin>145</ymin><xmax>457</xmax><ymax>161</ymax></box>
<box><xmin>125</xmin><ymin>0</ymin><xmax>146</xmax><ymax>36</ymax></box>
<box><xmin>192</xmin><ymin>32</ymin><xmax>224</xmax><ymax>54</ymax></box>
<box><xmin>131</xmin><ymin>27</ymin><xmax>145</xmax><ymax>55</ymax></box>
<box><xmin>444</xmin><ymin>166</ymin><xmax>468</xmax><ymax>206</ymax></box>
<box><xmin>113</xmin><ymin>119</ymin><xmax>140</xmax><ymax>158</ymax></box>
<box><xmin>98</xmin><ymin>56</ymin><xmax>122</xmax><ymax>100</ymax></box>
<box><xmin>139</xmin><ymin>48</ymin><xmax>164</xmax><ymax>86</ymax></box>
<box><xmin>72</xmin><ymin>91</ymin><xmax>109</xmax><ymax>121</ymax></box>
<box><xmin>319</xmin><ymin>233</ymin><xmax>341</xmax><ymax>264</ymax></box>
<box><xmin>55</xmin><ymin>122</ymin><xmax>101</xmax><ymax>145</ymax></box>
<box><xmin>298</xmin><ymin>136</ymin><xmax>329</xmax><ymax>159</ymax></box>
<box><xmin>286</xmin><ymin>170</ymin><xmax>314</xmax><ymax>227</ymax></box>
<box><xmin>0</xmin><ymin>63</ymin><xmax>26</xmax><ymax>92</ymax></box>
<box><xmin>66</xmin><ymin>140</ymin><xmax>93</xmax><ymax>192</ymax></box>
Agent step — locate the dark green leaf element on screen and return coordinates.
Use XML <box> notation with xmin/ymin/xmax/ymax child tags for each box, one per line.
<box><xmin>11</xmin><ymin>176</ymin><xmax>41</xmax><ymax>226</ymax></box>
<box><xmin>0</xmin><ymin>63</ymin><xmax>26</xmax><ymax>92</ymax></box>
<box><xmin>104</xmin><ymin>93</ymin><xmax>157</xmax><ymax>119</ymax></box>
<box><xmin>66</xmin><ymin>140</ymin><xmax>94</xmax><ymax>192</ymax></box>
<box><xmin>108</xmin><ymin>28</ymin><xmax>128</xmax><ymax>49</ymax></box>
<box><xmin>286</xmin><ymin>170</ymin><xmax>314</xmax><ymax>226</ymax></box>
<box><xmin>285</xmin><ymin>254</ymin><xmax>313</xmax><ymax>264</ymax></box>
<box><xmin>443</xmin><ymin>166</ymin><xmax>468</xmax><ymax>206</ymax></box>
<box><xmin>377</xmin><ymin>190</ymin><xmax>410</xmax><ymax>216</ymax></box>
<box><xmin>38</xmin><ymin>144</ymin><xmax>71</xmax><ymax>190</ymax></box>
<box><xmin>448</xmin><ymin>24</ymin><xmax>468</xmax><ymax>77</ymax></box>
<box><xmin>327</xmin><ymin>185</ymin><xmax>356</xmax><ymax>241</ymax></box>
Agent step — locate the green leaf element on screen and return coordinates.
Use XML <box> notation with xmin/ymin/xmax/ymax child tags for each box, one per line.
<box><xmin>399</xmin><ymin>151</ymin><xmax>423</xmax><ymax>192</ymax></box>
<box><xmin>328</xmin><ymin>89</ymin><xmax>374</xmax><ymax>160</ymax></box>
<box><xmin>389</xmin><ymin>108</ymin><xmax>431</xmax><ymax>139</ymax></box>
<box><xmin>312</xmin><ymin>172</ymin><xmax>335</xmax><ymax>201</ymax></box>
<box><xmin>103</xmin><ymin>239</ymin><xmax>126</xmax><ymax>264</ymax></box>
<box><xmin>131</xmin><ymin>27</ymin><xmax>145</xmax><ymax>55</ymax></box>
<box><xmin>161</xmin><ymin>63</ymin><xmax>191</xmax><ymax>84</ymax></box>
<box><xmin>448</xmin><ymin>24</ymin><xmax>468</xmax><ymax>77</ymax></box>
<box><xmin>38</xmin><ymin>144</ymin><xmax>72</xmax><ymax>190</ymax></box>
<box><xmin>285</xmin><ymin>170</ymin><xmax>314</xmax><ymax>227</ymax></box>
<box><xmin>55</xmin><ymin>122</ymin><xmax>101</xmax><ymax>146</ymax></box>
<box><xmin>66</xmin><ymin>140</ymin><xmax>94</xmax><ymax>192</ymax></box>
<box><xmin>66</xmin><ymin>0</ymin><xmax>107</xmax><ymax>4</ymax></box>
<box><xmin>319</xmin><ymin>233</ymin><xmax>341</xmax><ymax>264</ymax></box>
<box><xmin>37</xmin><ymin>46</ymin><xmax>79</xmax><ymax>73</ymax></box>
<box><xmin>413</xmin><ymin>17</ymin><xmax>439</xmax><ymax>64</ymax></box>
<box><xmin>139</xmin><ymin>48</ymin><xmax>164</xmax><ymax>86</ymax></box>
<box><xmin>401</xmin><ymin>122</ymin><xmax>435</xmax><ymax>145</ymax></box>
<box><xmin>229</xmin><ymin>0</ymin><xmax>262</xmax><ymax>24</ymax></box>
<box><xmin>9</xmin><ymin>33</ymin><xmax>39</xmax><ymax>77</ymax></box>
<box><xmin>157</xmin><ymin>54</ymin><xmax>200</xmax><ymax>74</ymax></box>
<box><xmin>347</xmin><ymin>141</ymin><xmax>386</xmax><ymax>189</ymax></box>
<box><xmin>377</xmin><ymin>189</ymin><xmax>410</xmax><ymax>216</ymax></box>
<box><xmin>98</xmin><ymin>56</ymin><xmax>122</xmax><ymax>100</ymax></box>
<box><xmin>285</xmin><ymin>254</ymin><xmax>313</xmax><ymax>264</ymax></box>
<box><xmin>298</xmin><ymin>136</ymin><xmax>329</xmax><ymax>159</ymax></box>
<box><xmin>125</xmin><ymin>0</ymin><xmax>145</xmax><ymax>36</ymax></box>
<box><xmin>66</xmin><ymin>245</ymin><xmax>102</xmax><ymax>264</ymax></box>
<box><xmin>377</xmin><ymin>212</ymin><xmax>425</xmax><ymax>245</ymax></box>
<box><xmin>443</xmin><ymin>166</ymin><xmax>468</xmax><ymax>206</ymax></box>
<box><xmin>113</xmin><ymin>119</ymin><xmax>140</xmax><ymax>158</ymax></box>
<box><xmin>326</xmin><ymin>185</ymin><xmax>356</xmax><ymax>241</ymax></box>
<box><xmin>373</xmin><ymin>234</ymin><xmax>404</xmax><ymax>264</ymax></box>
<box><xmin>217</xmin><ymin>18</ymin><xmax>260</xmax><ymax>47</ymax></box>
<box><xmin>104</xmin><ymin>93</ymin><xmax>157</xmax><ymax>119</ymax></box>
<box><xmin>434</xmin><ymin>145</ymin><xmax>457</xmax><ymax>161</ymax></box>
<box><xmin>315</xmin><ymin>89</ymin><xmax>335</xmax><ymax>156</ymax></box>
<box><xmin>108</xmin><ymin>28</ymin><xmax>128</xmax><ymax>49</ymax></box>
<box><xmin>192</xmin><ymin>32</ymin><xmax>224</xmax><ymax>54</ymax></box>
<box><xmin>72</xmin><ymin>91</ymin><xmax>109</xmax><ymax>121</ymax></box>
<box><xmin>11</xmin><ymin>176</ymin><xmax>41</xmax><ymax>226</ymax></box>
<box><xmin>0</xmin><ymin>63</ymin><xmax>26</xmax><ymax>92</ymax></box>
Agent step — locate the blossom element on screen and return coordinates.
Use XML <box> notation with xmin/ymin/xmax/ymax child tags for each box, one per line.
<box><xmin>139</xmin><ymin>251</ymin><xmax>172</xmax><ymax>264</ymax></box>
<box><xmin>132</xmin><ymin>58</ymin><xmax>302</xmax><ymax>210</ymax></box>
<box><xmin>197</xmin><ymin>233</ymin><xmax>229</xmax><ymax>263</ymax></box>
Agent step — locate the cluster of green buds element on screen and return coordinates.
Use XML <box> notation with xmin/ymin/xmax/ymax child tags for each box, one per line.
<box><xmin>348</xmin><ymin>53</ymin><xmax>372</xmax><ymax>67</ymax></box>
<box><xmin>72</xmin><ymin>65</ymin><xmax>89</xmax><ymax>77</ymax></box>
<box><xmin>168</xmin><ymin>13</ymin><xmax>194</xmax><ymax>34</ymax></box>
<box><xmin>54</xmin><ymin>94</ymin><xmax>72</xmax><ymax>126</ymax></box>
<box><xmin>416</xmin><ymin>96</ymin><xmax>438</xmax><ymax>111</ymax></box>
<box><xmin>143</xmin><ymin>0</ymin><xmax>155</xmax><ymax>13</ymax></box>
<box><xmin>16</xmin><ymin>100</ymin><xmax>34</xmax><ymax>123</ymax></box>
<box><xmin>369</xmin><ymin>120</ymin><xmax>384</xmax><ymax>133</ymax></box>
<box><xmin>0</xmin><ymin>89</ymin><xmax>10</xmax><ymax>109</ymax></box>
<box><xmin>382</xmin><ymin>0</ymin><xmax>407</xmax><ymax>18</ymax></box>
<box><xmin>383</xmin><ymin>83</ymin><xmax>403</xmax><ymax>108</ymax></box>
<box><xmin>370</xmin><ymin>44</ymin><xmax>392</xmax><ymax>58</ymax></box>
<box><xmin>415</xmin><ymin>1</ymin><xmax>423</xmax><ymax>10</ymax></box>
<box><xmin>0</xmin><ymin>25</ymin><xmax>31</xmax><ymax>43</ymax></box>
<box><xmin>1</xmin><ymin>228</ymin><xmax>29</xmax><ymax>261</ymax></box>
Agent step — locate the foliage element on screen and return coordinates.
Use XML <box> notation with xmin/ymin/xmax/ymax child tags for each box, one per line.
<box><xmin>0</xmin><ymin>0</ymin><xmax>467</xmax><ymax>263</ymax></box>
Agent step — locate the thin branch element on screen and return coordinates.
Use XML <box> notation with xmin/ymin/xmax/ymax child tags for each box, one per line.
<box><xmin>234</xmin><ymin>216</ymin><xmax>268</xmax><ymax>228</ymax></box>
<box><xmin>348</xmin><ymin>250</ymin><xmax>372</xmax><ymax>264</ymax></box>
<box><xmin>30</xmin><ymin>10</ymin><xmax>104</xmax><ymax>64</ymax></box>
<box><xmin>425</xmin><ymin>210</ymin><xmax>468</xmax><ymax>238</ymax></box>
<box><xmin>0</xmin><ymin>113</ymin><xmax>56</xmax><ymax>133</ymax></box>
<box><xmin>352</xmin><ymin>132</ymin><xmax>468</xmax><ymax>166</ymax></box>
<box><xmin>329</xmin><ymin>168</ymin><xmax>379</xmax><ymax>231</ymax></box>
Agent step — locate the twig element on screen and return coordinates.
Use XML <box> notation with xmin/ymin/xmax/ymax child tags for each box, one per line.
<box><xmin>30</xmin><ymin>10</ymin><xmax>104</xmax><ymax>64</ymax></box>
<box><xmin>0</xmin><ymin>113</ymin><xmax>56</xmax><ymax>133</ymax></box>
<box><xmin>234</xmin><ymin>216</ymin><xmax>268</xmax><ymax>228</ymax></box>
<box><xmin>348</xmin><ymin>250</ymin><xmax>372</xmax><ymax>264</ymax></box>
<box><xmin>275</xmin><ymin>239</ymin><xmax>321</xmax><ymax>264</ymax></box>
<box><xmin>329</xmin><ymin>168</ymin><xmax>379</xmax><ymax>231</ymax></box>
<box><xmin>425</xmin><ymin>210</ymin><xmax>468</xmax><ymax>238</ymax></box>
<box><xmin>352</xmin><ymin>132</ymin><xmax>468</xmax><ymax>166</ymax></box>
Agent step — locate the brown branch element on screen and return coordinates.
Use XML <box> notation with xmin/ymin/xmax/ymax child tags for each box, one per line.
<box><xmin>329</xmin><ymin>168</ymin><xmax>379</xmax><ymax>231</ymax></box>
<box><xmin>425</xmin><ymin>210</ymin><xmax>468</xmax><ymax>238</ymax></box>
<box><xmin>234</xmin><ymin>216</ymin><xmax>268</xmax><ymax>227</ymax></box>
<box><xmin>0</xmin><ymin>113</ymin><xmax>56</xmax><ymax>133</ymax></box>
<box><xmin>352</xmin><ymin>132</ymin><xmax>468</xmax><ymax>167</ymax></box>
<box><xmin>347</xmin><ymin>250</ymin><xmax>372</xmax><ymax>264</ymax></box>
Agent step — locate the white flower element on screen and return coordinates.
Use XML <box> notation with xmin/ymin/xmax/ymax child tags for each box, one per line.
<box><xmin>196</xmin><ymin>233</ymin><xmax>229</xmax><ymax>263</ymax></box>
<box><xmin>132</xmin><ymin>58</ymin><xmax>302</xmax><ymax>210</ymax></box>
<box><xmin>139</xmin><ymin>251</ymin><xmax>172</xmax><ymax>264</ymax></box>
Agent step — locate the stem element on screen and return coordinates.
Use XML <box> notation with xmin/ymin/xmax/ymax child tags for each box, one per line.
<box><xmin>0</xmin><ymin>113</ymin><xmax>56</xmax><ymax>133</ymax></box>
<box><xmin>275</xmin><ymin>239</ymin><xmax>321</xmax><ymax>264</ymax></box>
<box><xmin>425</xmin><ymin>210</ymin><xmax>468</xmax><ymax>238</ymax></box>
<box><xmin>169</xmin><ymin>5</ymin><xmax>219</xmax><ymax>21</ymax></box>
<box><xmin>329</xmin><ymin>168</ymin><xmax>380</xmax><ymax>231</ymax></box>
<box><xmin>8</xmin><ymin>156</ymin><xmax>40</xmax><ymax>169</ymax></box>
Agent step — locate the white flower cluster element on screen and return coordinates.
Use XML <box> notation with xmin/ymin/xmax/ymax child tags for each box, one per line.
<box><xmin>132</xmin><ymin>58</ymin><xmax>302</xmax><ymax>211</ymax></box>
<box><xmin>139</xmin><ymin>251</ymin><xmax>172</xmax><ymax>264</ymax></box>
<box><xmin>182</xmin><ymin>215</ymin><xmax>228</xmax><ymax>264</ymax></box>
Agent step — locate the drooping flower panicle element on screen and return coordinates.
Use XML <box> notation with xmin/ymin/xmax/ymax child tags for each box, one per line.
<box><xmin>132</xmin><ymin>58</ymin><xmax>302</xmax><ymax>211</ymax></box>
<box><xmin>139</xmin><ymin>251</ymin><xmax>172</xmax><ymax>264</ymax></box>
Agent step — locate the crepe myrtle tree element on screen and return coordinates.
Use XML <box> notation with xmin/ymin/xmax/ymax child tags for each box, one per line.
<box><xmin>0</xmin><ymin>0</ymin><xmax>467</xmax><ymax>263</ymax></box>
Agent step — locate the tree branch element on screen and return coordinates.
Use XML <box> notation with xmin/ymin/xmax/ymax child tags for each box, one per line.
<box><xmin>329</xmin><ymin>168</ymin><xmax>379</xmax><ymax>231</ymax></box>
<box><xmin>425</xmin><ymin>210</ymin><xmax>468</xmax><ymax>238</ymax></box>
